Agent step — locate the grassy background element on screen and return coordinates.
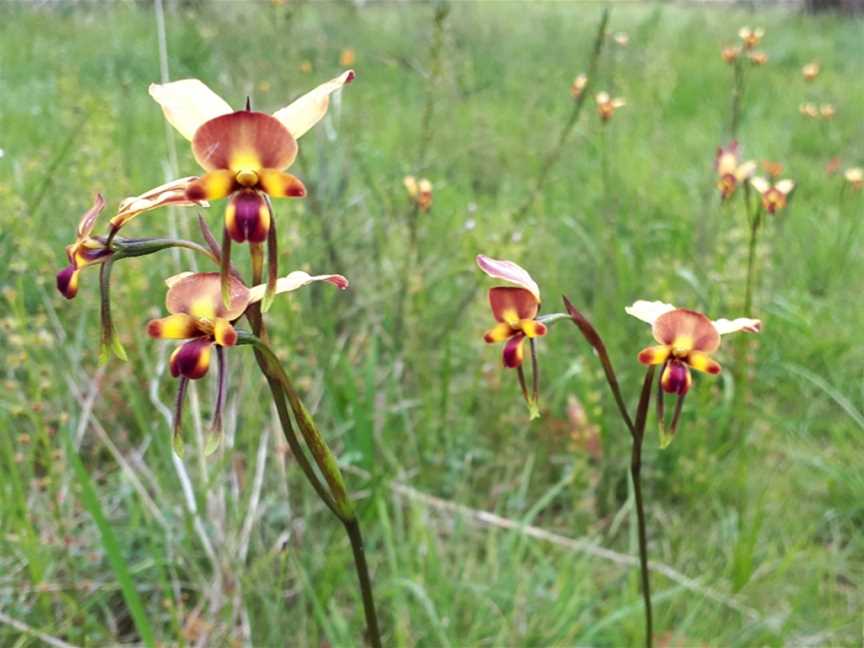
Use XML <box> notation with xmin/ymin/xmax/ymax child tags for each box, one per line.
<box><xmin>1</xmin><ymin>1</ymin><xmax>863</xmax><ymax>645</ymax></box>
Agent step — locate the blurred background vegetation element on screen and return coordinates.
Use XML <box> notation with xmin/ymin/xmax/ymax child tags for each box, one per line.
<box><xmin>1</xmin><ymin>1</ymin><xmax>863</xmax><ymax>645</ymax></box>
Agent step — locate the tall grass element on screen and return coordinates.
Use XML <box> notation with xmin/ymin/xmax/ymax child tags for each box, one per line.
<box><xmin>1</xmin><ymin>1</ymin><xmax>862</xmax><ymax>645</ymax></box>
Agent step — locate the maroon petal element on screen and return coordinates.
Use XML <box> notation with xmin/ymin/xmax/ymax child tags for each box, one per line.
<box><xmin>57</xmin><ymin>265</ymin><xmax>79</xmax><ymax>299</ymax></box>
<box><xmin>169</xmin><ymin>338</ymin><xmax>213</xmax><ymax>380</ymax></box>
<box><xmin>225</xmin><ymin>190</ymin><xmax>270</xmax><ymax>243</ymax></box>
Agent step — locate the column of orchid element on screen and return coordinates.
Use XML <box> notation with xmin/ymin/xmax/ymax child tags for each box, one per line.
<box><xmin>58</xmin><ymin>72</ymin><xmax>381</xmax><ymax>647</ymax></box>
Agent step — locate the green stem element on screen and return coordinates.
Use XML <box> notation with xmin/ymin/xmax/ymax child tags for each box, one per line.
<box><xmin>344</xmin><ymin>518</ymin><xmax>383</xmax><ymax>648</ymax></box>
<box><xmin>237</xmin><ymin>331</ymin><xmax>383</xmax><ymax>647</ymax></box>
<box><xmin>730</xmin><ymin>59</ymin><xmax>743</xmax><ymax>138</ymax></box>
<box><xmin>743</xmin><ymin>208</ymin><xmax>762</xmax><ymax>315</ymax></box>
<box><xmin>632</xmin><ymin>366</ymin><xmax>656</xmax><ymax>648</ymax></box>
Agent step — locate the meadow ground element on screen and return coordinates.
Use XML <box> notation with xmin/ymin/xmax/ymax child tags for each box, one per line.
<box><xmin>1</xmin><ymin>1</ymin><xmax>863</xmax><ymax>646</ymax></box>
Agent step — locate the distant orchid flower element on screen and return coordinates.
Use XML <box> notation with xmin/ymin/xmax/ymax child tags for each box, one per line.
<box><xmin>404</xmin><ymin>176</ymin><xmax>432</xmax><ymax>212</ymax></box>
<box><xmin>738</xmin><ymin>26</ymin><xmax>764</xmax><ymax>49</ymax></box>
<box><xmin>340</xmin><ymin>48</ymin><xmax>356</xmax><ymax>66</ymax></box>
<box><xmin>845</xmin><ymin>167</ymin><xmax>863</xmax><ymax>190</ymax></box>
<box><xmin>751</xmin><ymin>176</ymin><xmax>795</xmax><ymax>214</ymax></box>
<box><xmin>747</xmin><ymin>51</ymin><xmax>768</xmax><ymax>65</ymax></box>
<box><xmin>595</xmin><ymin>92</ymin><xmax>625</xmax><ymax>122</ymax></box>
<box><xmin>56</xmin><ymin>194</ymin><xmax>111</xmax><ymax>299</ymax></box>
<box><xmin>148</xmin><ymin>270</ymin><xmax>347</xmax><ymax>453</ymax></box>
<box><xmin>613</xmin><ymin>32</ymin><xmax>629</xmax><ymax>47</ymax></box>
<box><xmin>570</xmin><ymin>73</ymin><xmax>588</xmax><ymax>98</ymax></box>
<box><xmin>799</xmin><ymin>102</ymin><xmax>819</xmax><ymax>119</ymax></box>
<box><xmin>627</xmin><ymin>300</ymin><xmax>760</xmax><ymax>444</ymax></box>
<box><xmin>721</xmin><ymin>46</ymin><xmax>741</xmax><ymax>64</ymax></box>
<box><xmin>715</xmin><ymin>141</ymin><xmax>756</xmax><ymax>201</ymax></box>
<box><xmin>802</xmin><ymin>62</ymin><xmax>820</xmax><ymax>81</ymax></box>
<box><xmin>819</xmin><ymin>103</ymin><xmax>836</xmax><ymax>119</ymax></box>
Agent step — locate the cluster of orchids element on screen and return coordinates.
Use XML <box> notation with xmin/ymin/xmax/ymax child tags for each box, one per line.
<box><xmin>477</xmin><ymin>255</ymin><xmax>760</xmax><ymax>646</ymax></box>
<box><xmin>714</xmin><ymin>141</ymin><xmax>795</xmax><ymax>314</ymax></box>
<box><xmin>58</xmin><ymin>71</ymin><xmax>382</xmax><ymax>646</ymax></box>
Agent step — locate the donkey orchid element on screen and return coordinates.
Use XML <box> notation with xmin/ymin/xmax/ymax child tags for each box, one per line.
<box><xmin>57</xmin><ymin>194</ymin><xmax>111</xmax><ymax>299</ymax></box>
<box><xmin>404</xmin><ymin>176</ymin><xmax>432</xmax><ymax>212</ymax></box>
<box><xmin>802</xmin><ymin>62</ymin><xmax>820</xmax><ymax>81</ymax></box>
<box><xmin>738</xmin><ymin>26</ymin><xmax>764</xmax><ymax>50</ymax></box>
<box><xmin>715</xmin><ymin>141</ymin><xmax>756</xmax><ymax>201</ymax></box>
<box><xmin>627</xmin><ymin>300</ymin><xmax>761</xmax><ymax>445</ymax></box>
<box><xmin>148</xmin><ymin>270</ymin><xmax>347</xmax><ymax>453</ymax></box>
<box><xmin>148</xmin><ymin>72</ymin><xmax>353</xmax><ymax>240</ymax></box>
<box><xmin>570</xmin><ymin>73</ymin><xmax>588</xmax><ymax>98</ymax></box>
<box><xmin>595</xmin><ymin>92</ymin><xmax>625</xmax><ymax>122</ymax></box>
<box><xmin>110</xmin><ymin>177</ymin><xmax>207</xmax><ymax>233</ymax></box>
<box><xmin>477</xmin><ymin>255</ymin><xmax>546</xmax><ymax>369</ymax></box>
<box><xmin>751</xmin><ymin>177</ymin><xmax>795</xmax><ymax>214</ymax></box>
<box><xmin>845</xmin><ymin>167</ymin><xmax>863</xmax><ymax>191</ymax></box>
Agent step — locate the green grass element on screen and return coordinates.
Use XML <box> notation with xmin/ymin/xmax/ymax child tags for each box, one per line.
<box><xmin>1</xmin><ymin>1</ymin><xmax>863</xmax><ymax>645</ymax></box>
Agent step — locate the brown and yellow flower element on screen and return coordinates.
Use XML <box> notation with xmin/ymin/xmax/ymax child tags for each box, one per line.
<box><xmin>477</xmin><ymin>255</ymin><xmax>546</xmax><ymax>369</ymax></box>
<box><xmin>570</xmin><ymin>73</ymin><xmax>588</xmax><ymax>99</ymax></box>
<box><xmin>57</xmin><ymin>194</ymin><xmax>112</xmax><ymax>299</ymax></box>
<box><xmin>146</xmin><ymin>72</ymin><xmax>354</xmax><ymax>245</ymax></box>
<box><xmin>148</xmin><ymin>269</ymin><xmax>347</xmax><ymax>454</ymax></box>
<box><xmin>628</xmin><ymin>300</ymin><xmax>760</xmax><ymax>395</ymax></box>
<box><xmin>721</xmin><ymin>46</ymin><xmax>741</xmax><ymax>64</ymax></box>
<box><xmin>595</xmin><ymin>92</ymin><xmax>625</xmax><ymax>122</ymax></box>
<box><xmin>715</xmin><ymin>141</ymin><xmax>756</xmax><ymax>201</ymax></box>
<box><xmin>738</xmin><ymin>26</ymin><xmax>764</xmax><ymax>50</ymax></box>
<box><xmin>751</xmin><ymin>176</ymin><xmax>795</xmax><ymax>214</ymax></box>
<box><xmin>802</xmin><ymin>62</ymin><xmax>820</xmax><ymax>81</ymax></box>
<box><xmin>819</xmin><ymin>103</ymin><xmax>836</xmax><ymax>119</ymax></box>
<box><xmin>799</xmin><ymin>102</ymin><xmax>819</xmax><ymax>119</ymax></box>
<box><xmin>748</xmin><ymin>51</ymin><xmax>768</xmax><ymax>65</ymax></box>
<box><xmin>404</xmin><ymin>176</ymin><xmax>432</xmax><ymax>212</ymax></box>
<box><xmin>845</xmin><ymin>167</ymin><xmax>863</xmax><ymax>190</ymax></box>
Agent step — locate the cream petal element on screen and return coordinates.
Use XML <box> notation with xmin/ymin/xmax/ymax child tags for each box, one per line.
<box><xmin>625</xmin><ymin>300</ymin><xmax>676</xmax><ymax>325</ymax></box>
<box><xmin>272</xmin><ymin>70</ymin><xmax>355</xmax><ymax>140</ymax></box>
<box><xmin>736</xmin><ymin>161</ymin><xmax>757</xmax><ymax>181</ymax></box>
<box><xmin>248</xmin><ymin>271</ymin><xmax>349</xmax><ymax>303</ymax></box>
<box><xmin>149</xmin><ymin>79</ymin><xmax>233</xmax><ymax>141</ymax></box>
<box><xmin>750</xmin><ymin>176</ymin><xmax>770</xmax><ymax>194</ymax></box>
<box><xmin>712</xmin><ymin>317</ymin><xmax>762</xmax><ymax>335</ymax></box>
<box><xmin>475</xmin><ymin>255</ymin><xmax>541</xmax><ymax>301</ymax></box>
<box><xmin>775</xmin><ymin>179</ymin><xmax>795</xmax><ymax>195</ymax></box>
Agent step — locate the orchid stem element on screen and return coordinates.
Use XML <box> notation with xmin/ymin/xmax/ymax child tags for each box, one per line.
<box><xmin>239</xmin><ymin>330</ymin><xmax>382</xmax><ymax>647</ymax></box>
<box><xmin>632</xmin><ymin>366</ymin><xmax>656</xmax><ymax>648</ymax></box>
<box><xmin>743</xmin><ymin>207</ymin><xmax>762</xmax><ymax>315</ymax></box>
<box><xmin>730</xmin><ymin>58</ymin><xmax>744</xmax><ymax>138</ymax></box>
<box><xmin>563</xmin><ymin>296</ymin><xmax>655</xmax><ymax>645</ymax></box>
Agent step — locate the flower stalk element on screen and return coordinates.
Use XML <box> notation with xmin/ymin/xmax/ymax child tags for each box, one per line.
<box><xmin>564</xmin><ymin>297</ymin><xmax>652</xmax><ymax>646</ymax></box>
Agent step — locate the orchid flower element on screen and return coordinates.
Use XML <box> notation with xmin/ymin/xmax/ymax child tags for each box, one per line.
<box><xmin>751</xmin><ymin>176</ymin><xmax>795</xmax><ymax>214</ymax></box>
<box><xmin>58</xmin><ymin>185</ymin><xmax>206</xmax><ymax>299</ymax></box>
<box><xmin>802</xmin><ymin>62</ymin><xmax>820</xmax><ymax>81</ymax></box>
<box><xmin>149</xmin><ymin>72</ymin><xmax>353</xmax><ymax>238</ymax></box>
<box><xmin>477</xmin><ymin>255</ymin><xmax>547</xmax><ymax>419</ymax></box>
<box><xmin>738</xmin><ymin>26</ymin><xmax>764</xmax><ymax>50</ymax></box>
<box><xmin>570</xmin><ymin>73</ymin><xmax>588</xmax><ymax>98</ymax></box>
<box><xmin>404</xmin><ymin>176</ymin><xmax>432</xmax><ymax>212</ymax></box>
<box><xmin>147</xmin><ymin>71</ymin><xmax>354</xmax><ymax>306</ymax></box>
<box><xmin>595</xmin><ymin>91</ymin><xmax>625</xmax><ymax>122</ymax></box>
<box><xmin>845</xmin><ymin>167</ymin><xmax>863</xmax><ymax>191</ymax></box>
<box><xmin>57</xmin><ymin>194</ymin><xmax>111</xmax><ymax>299</ymax></box>
<box><xmin>721</xmin><ymin>46</ymin><xmax>741</xmax><ymax>64</ymax></box>
<box><xmin>627</xmin><ymin>300</ymin><xmax>761</xmax><ymax>445</ymax></box>
<box><xmin>715</xmin><ymin>141</ymin><xmax>756</xmax><ymax>201</ymax></box>
<box><xmin>477</xmin><ymin>255</ymin><xmax>546</xmax><ymax>368</ymax></box>
<box><xmin>748</xmin><ymin>51</ymin><xmax>768</xmax><ymax>65</ymax></box>
<box><xmin>148</xmin><ymin>270</ymin><xmax>347</xmax><ymax>454</ymax></box>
